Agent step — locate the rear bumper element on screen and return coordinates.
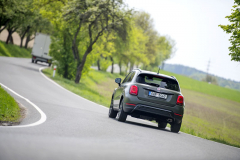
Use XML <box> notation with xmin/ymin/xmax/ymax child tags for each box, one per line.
<box><xmin>123</xmin><ymin>95</ymin><xmax>184</xmax><ymax>123</ymax></box>
<box><xmin>32</xmin><ymin>56</ymin><xmax>52</xmax><ymax>63</ymax></box>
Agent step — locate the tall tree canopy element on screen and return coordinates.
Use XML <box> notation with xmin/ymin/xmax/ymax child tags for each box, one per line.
<box><xmin>219</xmin><ymin>0</ymin><xmax>240</xmax><ymax>62</ymax></box>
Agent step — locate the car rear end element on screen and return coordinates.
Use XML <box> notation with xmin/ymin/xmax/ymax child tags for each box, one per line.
<box><xmin>124</xmin><ymin>72</ymin><xmax>184</xmax><ymax>125</ymax></box>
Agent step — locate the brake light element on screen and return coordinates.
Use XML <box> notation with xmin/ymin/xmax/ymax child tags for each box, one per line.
<box><xmin>176</xmin><ymin>95</ymin><xmax>184</xmax><ymax>105</ymax></box>
<box><xmin>129</xmin><ymin>85</ymin><xmax>138</xmax><ymax>95</ymax></box>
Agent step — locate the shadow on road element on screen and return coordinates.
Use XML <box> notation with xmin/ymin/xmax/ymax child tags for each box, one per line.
<box><xmin>125</xmin><ymin>120</ymin><xmax>171</xmax><ymax>133</ymax></box>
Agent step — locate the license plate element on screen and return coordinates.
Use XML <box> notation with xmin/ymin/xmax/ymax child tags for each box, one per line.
<box><xmin>148</xmin><ymin>91</ymin><xmax>167</xmax><ymax>99</ymax></box>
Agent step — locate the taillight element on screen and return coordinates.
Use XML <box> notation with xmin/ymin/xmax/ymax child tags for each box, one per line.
<box><xmin>129</xmin><ymin>85</ymin><xmax>138</xmax><ymax>95</ymax></box>
<box><xmin>176</xmin><ymin>95</ymin><xmax>184</xmax><ymax>105</ymax></box>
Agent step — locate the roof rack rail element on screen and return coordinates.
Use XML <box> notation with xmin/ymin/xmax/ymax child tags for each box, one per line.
<box><xmin>133</xmin><ymin>68</ymin><xmax>142</xmax><ymax>72</ymax></box>
<box><xmin>171</xmin><ymin>76</ymin><xmax>176</xmax><ymax>79</ymax></box>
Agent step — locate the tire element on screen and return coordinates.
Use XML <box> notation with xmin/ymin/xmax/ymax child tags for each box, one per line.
<box><xmin>35</xmin><ymin>60</ymin><xmax>37</xmax><ymax>64</ymax></box>
<box><xmin>49</xmin><ymin>63</ymin><xmax>52</xmax><ymax>67</ymax></box>
<box><xmin>31</xmin><ymin>59</ymin><xmax>34</xmax><ymax>63</ymax></box>
<box><xmin>108</xmin><ymin>98</ymin><xmax>117</xmax><ymax>118</ymax></box>
<box><xmin>158</xmin><ymin>122</ymin><xmax>167</xmax><ymax>129</ymax></box>
<box><xmin>171</xmin><ymin>122</ymin><xmax>182</xmax><ymax>133</ymax></box>
<box><xmin>116</xmin><ymin>99</ymin><xmax>127</xmax><ymax>122</ymax></box>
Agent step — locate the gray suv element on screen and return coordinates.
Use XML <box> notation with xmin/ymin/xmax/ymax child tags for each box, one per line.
<box><xmin>108</xmin><ymin>69</ymin><xmax>184</xmax><ymax>133</ymax></box>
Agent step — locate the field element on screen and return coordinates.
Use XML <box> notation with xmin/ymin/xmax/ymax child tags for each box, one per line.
<box><xmin>0</xmin><ymin>41</ymin><xmax>31</xmax><ymax>58</ymax></box>
<box><xmin>43</xmin><ymin>68</ymin><xmax>240</xmax><ymax>148</ymax></box>
<box><xmin>155</xmin><ymin>69</ymin><xmax>240</xmax><ymax>103</ymax></box>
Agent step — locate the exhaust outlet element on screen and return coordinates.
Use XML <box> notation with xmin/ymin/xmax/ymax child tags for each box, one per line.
<box><xmin>167</xmin><ymin>119</ymin><xmax>173</xmax><ymax>123</ymax></box>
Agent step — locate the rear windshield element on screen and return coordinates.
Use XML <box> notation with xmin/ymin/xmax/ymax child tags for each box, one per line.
<box><xmin>136</xmin><ymin>74</ymin><xmax>180</xmax><ymax>92</ymax></box>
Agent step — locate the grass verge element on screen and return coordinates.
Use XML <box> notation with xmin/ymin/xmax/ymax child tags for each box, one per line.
<box><xmin>0</xmin><ymin>41</ymin><xmax>31</xmax><ymax>58</ymax></box>
<box><xmin>0</xmin><ymin>85</ymin><xmax>21</xmax><ymax>122</ymax></box>
<box><xmin>43</xmin><ymin>68</ymin><xmax>240</xmax><ymax>148</ymax></box>
<box><xmin>42</xmin><ymin>68</ymin><xmax>125</xmax><ymax>107</ymax></box>
<box><xmin>155</xmin><ymin>69</ymin><xmax>240</xmax><ymax>103</ymax></box>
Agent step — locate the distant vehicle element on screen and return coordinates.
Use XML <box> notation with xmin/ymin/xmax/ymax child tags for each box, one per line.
<box><xmin>31</xmin><ymin>33</ymin><xmax>52</xmax><ymax>66</ymax></box>
<box><xmin>109</xmin><ymin>69</ymin><xmax>184</xmax><ymax>133</ymax></box>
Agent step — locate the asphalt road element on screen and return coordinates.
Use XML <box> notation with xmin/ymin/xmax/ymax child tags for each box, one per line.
<box><xmin>0</xmin><ymin>57</ymin><xmax>239</xmax><ymax>160</ymax></box>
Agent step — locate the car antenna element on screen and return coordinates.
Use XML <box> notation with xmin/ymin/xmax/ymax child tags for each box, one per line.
<box><xmin>157</xmin><ymin>66</ymin><xmax>161</xmax><ymax>74</ymax></box>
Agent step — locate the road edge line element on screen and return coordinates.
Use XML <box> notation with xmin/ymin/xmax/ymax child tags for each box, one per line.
<box><xmin>0</xmin><ymin>83</ymin><xmax>47</xmax><ymax>128</ymax></box>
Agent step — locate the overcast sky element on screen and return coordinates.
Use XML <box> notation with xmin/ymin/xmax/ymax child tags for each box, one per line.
<box><xmin>125</xmin><ymin>0</ymin><xmax>240</xmax><ymax>82</ymax></box>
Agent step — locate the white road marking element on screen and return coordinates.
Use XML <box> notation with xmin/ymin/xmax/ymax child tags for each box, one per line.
<box><xmin>0</xmin><ymin>83</ymin><xmax>47</xmax><ymax>128</ymax></box>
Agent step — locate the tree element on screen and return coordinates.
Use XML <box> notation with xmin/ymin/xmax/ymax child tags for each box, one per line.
<box><xmin>134</xmin><ymin>11</ymin><xmax>175</xmax><ymax>70</ymax></box>
<box><xmin>16</xmin><ymin>0</ymin><xmax>36</xmax><ymax>47</ymax></box>
<box><xmin>219</xmin><ymin>0</ymin><xmax>240</xmax><ymax>62</ymax></box>
<box><xmin>202</xmin><ymin>75</ymin><xmax>218</xmax><ymax>85</ymax></box>
<box><xmin>0</xmin><ymin>0</ymin><xmax>18</xmax><ymax>33</ymax></box>
<box><xmin>2</xmin><ymin>0</ymin><xmax>28</xmax><ymax>44</ymax></box>
<box><xmin>50</xmin><ymin>27</ymin><xmax>76</xmax><ymax>79</ymax></box>
<box><xmin>134</xmin><ymin>11</ymin><xmax>157</xmax><ymax>68</ymax></box>
<box><xmin>64</xmin><ymin>0</ymin><xmax>131</xmax><ymax>83</ymax></box>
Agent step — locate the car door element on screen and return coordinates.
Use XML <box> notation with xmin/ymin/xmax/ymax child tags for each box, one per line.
<box><xmin>113</xmin><ymin>72</ymin><xmax>133</xmax><ymax>109</ymax></box>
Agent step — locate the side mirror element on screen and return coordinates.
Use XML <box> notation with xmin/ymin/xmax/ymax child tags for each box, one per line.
<box><xmin>115</xmin><ymin>78</ymin><xmax>121</xmax><ymax>86</ymax></box>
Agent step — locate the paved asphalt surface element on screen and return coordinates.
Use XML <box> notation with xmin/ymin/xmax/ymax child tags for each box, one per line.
<box><xmin>0</xmin><ymin>57</ymin><xmax>240</xmax><ymax>160</ymax></box>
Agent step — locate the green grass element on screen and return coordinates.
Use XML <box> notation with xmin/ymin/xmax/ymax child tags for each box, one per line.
<box><xmin>180</xmin><ymin>89</ymin><xmax>240</xmax><ymax>148</ymax></box>
<box><xmin>0</xmin><ymin>41</ymin><xmax>31</xmax><ymax>58</ymax></box>
<box><xmin>0</xmin><ymin>85</ymin><xmax>21</xmax><ymax>122</ymax></box>
<box><xmin>158</xmin><ymin>70</ymin><xmax>240</xmax><ymax>103</ymax></box>
<box><xmin>43</xmin><ymin>68</ymin><xmax>240</xmax><ymax>148</ymax></box>
<box><xmin>42</xmin><ymin>68</ymin><xmax>125</xmax><ymax>107</ymax></box>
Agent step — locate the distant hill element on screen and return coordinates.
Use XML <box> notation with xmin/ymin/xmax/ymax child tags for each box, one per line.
<box><xmin>163</xmin><ymin>63</ymin><xmax>240</xmax><ymax>91</ymax></box>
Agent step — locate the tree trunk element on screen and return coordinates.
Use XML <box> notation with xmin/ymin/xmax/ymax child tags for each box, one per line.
<box><xmin>119</xmin><ymin>61</ymin><xmax>122</xmax><ymax>75</ymax></box>
<box><xmin>10</xmin><ymin>35</ymin><xmax>14</xmax><ymax>44</ymax></box>
<box><xmin>110</xmin><ymin>56</ymin><xmax>114</xmax><ymax>74</ymax></box>
<box><xmin>20</xmin><ymin>37</ymin><xmax>24</xmax><ymax>47</ymax></box>
<box><xmin>6</xmin><ymin>30</ymin><xmax>12</xmax><ymax>44</ymax></box>
<box><xmin>129</xmin><ymin>63</ymin><xmax>131</xmax><ymax>73</ymax></box>
<box><xmin>75</xmin><ymin>47</ymin><xmax>92</xmax><ymax>83</ymax></box>
<box><xmin>125</xmin><ymin>62</ymin><xmax>129</xmax><ymax>75</ymax></box>
<box><xmin>6</xmin><ymin>27</ymin><xmax>17</xmax><ymax>44</ymax></box>
<box><xmin>24</xmin><ymin>35</ymin><xmax>30</xmax><ymax>48</ymax></box>
<box><xmin>20</xmin><ymin>26</ymin><xmax>30</xmax><ymax>48</ymax></box>
<box><xmin>129</xmin><ymin>62</ymin><xmax>134</xmax><ymax>73</ymax></box>
<box><xmin>63</xmin><ymin>33</ymin><xmax>69</xmax><ymax>78</ymax></box>
<box><xmin>97</xmin><ymin>58</ymin><xmax>101</xmax><ymax>70</ymax></box>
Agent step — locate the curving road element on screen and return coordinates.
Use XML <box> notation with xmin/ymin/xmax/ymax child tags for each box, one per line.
<box><xmin>0</xmin><ymin>57</ymin><xmax>239</xmax><ymax>160</ymax></box>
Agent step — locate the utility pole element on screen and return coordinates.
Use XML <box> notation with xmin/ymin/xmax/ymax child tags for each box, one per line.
<box><xmin>206</xmin><ymin>60</ymin><xmax>210</xmax><ymax>76</ymax></box>
<box><xmin>206</xmin><ymin>60</ymin><xmax>211</xmax><ymax>83</ymax></box>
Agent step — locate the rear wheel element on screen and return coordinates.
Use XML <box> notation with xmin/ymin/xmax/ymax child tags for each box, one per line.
<box><xmin>171</xmin><ymin>122</ymin><xmax>182</xmax><ymax>133</ymax></box>
<box><xmin>35</xmin><ymin>60</ymin><xmax>37</xmax><ymax>64</ymax></box>
<box><xmin>158</xmin><ymin>122</ymin><xmax>167</xmax><ymax>129</ymax></box>
<box><xmin>108</xmin><ymin>98</ymin><xmax>117</xmax><ymax>118</ymax></box>
<box><xmin>31</xmin><ymin>59</ymin><xmax>34</xmax><ymax>63</ymax></box>
<box><xmin>49</xmin><ymin>63</ymin><xmax>52</xmax><ymax>67</ymax></box>
<box><xmin>116</xmin><ymin>99</ymin><xmax>127</xmax><ymax>122</ymax></box>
